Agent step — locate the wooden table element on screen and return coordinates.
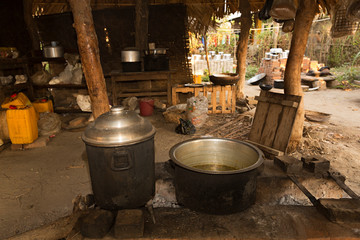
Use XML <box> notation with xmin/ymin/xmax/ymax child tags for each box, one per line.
<box><xmin>111</xmin><ymin>70</ymin><xmax>172</xmax><ymax>105</ymax></box>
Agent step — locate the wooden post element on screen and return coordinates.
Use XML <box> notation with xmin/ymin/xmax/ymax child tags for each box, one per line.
<box><xmin>23</xmin><ymin>0</ymin><xmax>40</xmax><ymax>52</ymax></box>
<box><xmin>135</xmin><ymin>0</ymin><xmax>149</xmax><ymax>51</ymax></box>
<box><xmin>68</xmin><ymin>0</ymin><xmax>110</xmax><ymax>119</ymax></box>
<box><xmin>235</xmin><ymin>0</ymin><xmax>252</xmax><ymax>100</ymax></box>
<box><xmin>284</xmin><ymin>0</ymin><xmax>317</xmax><ymax>151</ymax></box>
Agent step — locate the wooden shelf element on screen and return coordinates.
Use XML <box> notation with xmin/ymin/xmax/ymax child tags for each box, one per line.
<box><xmin>111</xmin><ymin>70</ymin><xmax>173</xmax><ymax>105</ymax></box>
<box><xmin>54</xmin><ymin>107</ymin><xmax>84</xmax><ymax>113</ymax></box>
<box><xmin>117</xmin><ymin>92</ymin><xmax>167</xmax><ymax>97</ymax></box>
<box><xmin>33</xmin><ymin>84</ymin><xmax>87</xmax><ymax>89</ymax></box>
<box><xmin>27</xmin><ymin>57</ymin><xmax>65</xmax><ymax>63</ymax></box>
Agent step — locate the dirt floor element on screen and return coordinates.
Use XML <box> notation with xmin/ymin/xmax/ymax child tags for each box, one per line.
<box><xmin>0</xmin><ymin>85</ymin><xmax>359</xmax><ymax>239</ymax></box>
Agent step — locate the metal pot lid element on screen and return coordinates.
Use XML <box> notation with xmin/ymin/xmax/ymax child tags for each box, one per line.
<box><xmin>82</xmin><ymin>106</ymin><xmax>155</xmax><ymax>147</ymax></box>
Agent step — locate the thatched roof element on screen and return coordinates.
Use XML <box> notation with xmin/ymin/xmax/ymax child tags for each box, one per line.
<box><xmin>32</xmin><ymin>0</ymin><xmax>266</xmax><ymax>34</ymax></box>
<box><xmin>33</xmin><ymin>0</ymin><xmax>342</xmax><ymax>35</ymax></box>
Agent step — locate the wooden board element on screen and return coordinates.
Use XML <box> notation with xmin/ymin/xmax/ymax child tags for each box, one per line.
<box><xmin>248</xmin><ymin>90</ymin><xmax>301</xmax><ymax>153</ymax></box>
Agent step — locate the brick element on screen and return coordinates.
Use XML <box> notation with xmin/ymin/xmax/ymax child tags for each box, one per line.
<box><xmin>272</xmin><ymin>72</ymin><xmax>282</xmax><ymax>77</ymax></box>
<box><xmin>326</xmin><ymin>80</ymin><xmax>338</xmax><ymax>88</ymax></box>
<box><xmin>319</xmin><ymin>79</ymin><xmax>327</xmax><ymax>90</ymax></box>
<box><xmin>280</xmin><ymin>58</ymin><xmax>287</xmax><ymax>66</ymax></box>
<box><xmin>274</xmin><ymin>155</ymin><xmax>303</xmax><ymax>174</ymax></box>
<box><xmin>114</xmin><ymin>209</ymin><xmax>144</xmax><ymax>239</ymax></box>
<box><xmin>11</xmin><ymin>144</ymin><xmax>23</xmax><ymax>151</ymax></box>
<box><xmin>273</xmin><ymin>67</ymin><xmax>281</xmax><ymax>72</ymax></box>
<box><xmin>271</xmin><ymin>60</ymin><xmax>280</xmax><ymax>68</ymax></box>
<box><xmin>79</xmin><ymin>209</ymin><xmax>115</xmax><ymax>238</ymax></box>
<box><xmin>23</xmin><ymin>136</ymin><xmax>49</xmax><ymax>149</ymax></box>
<box><xmin>310</xmin><ymin>60</ymin><xmax>319</xmax><ymax>70</ymax></box>
<box><xmin>301</xmin><ymin>155</ymin><xmax>330</xmax><ymax>176</ymax></box>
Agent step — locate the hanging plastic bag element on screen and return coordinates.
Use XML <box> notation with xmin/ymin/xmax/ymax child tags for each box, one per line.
<box><xmin>76</xmin><ymin>94</ymin><xmax>92</xmax><ymax>112</ymax></box>
<box><xmin>31</xmin><ymin>69</ymin><xmax>52</xmax><ymax>85</ymax></box>
<box><xmin>175</xmin><ymin>118</ymin><xmax>196</xmax><ymax>135</ymax></box>
<box><xmin>269</xmin><ymin>0</ymin><xmax>298</xmax><ymax>20</ymax></box>
<box><xmin>186</xmin><ymin>95</ymin><xmax>208</xmax><ymax>128</ymax></box>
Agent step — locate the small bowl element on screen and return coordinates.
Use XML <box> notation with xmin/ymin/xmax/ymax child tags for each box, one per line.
<box><xmin>259</xmin><ymin>83</ymin><xmax>273</xmax><ymax>91</ymax></box>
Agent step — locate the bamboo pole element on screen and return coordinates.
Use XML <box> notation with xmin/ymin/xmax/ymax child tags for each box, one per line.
<box><xmin>68</xmin><ymin>0</ymin><xmax>110</xmax><ymax>119</ymax></box>
<box><xmin>204</xmin><ymin>33</ymin><xmax>211</xmax><ymax>76</ymax></box>
<box><xmin>284</xmin><ymin>0</ymin><xmax>318</xmax><ymax>152</ymax></box>
<box><xmin>235</xmin><ymin>0</ymin><xmax>252</xmax><ymax>100</ymax></box>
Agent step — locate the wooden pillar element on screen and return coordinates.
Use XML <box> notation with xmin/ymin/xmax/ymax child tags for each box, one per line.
<box><xmin>135</xmin><ymin>0</ymin><xmax>149</xmax><ymax>51</ymax></box>
<box><xmin>23</xmin><ymin>0</ymin><xmax>40</xmax><ymax>52</ymax></box>
<box><xmin>235</xmin><ymin>0</ymin><xmax>252</xmax><ymax>100</ymax></box>
<box><xmin>68</xmin><ymin>0</ymin><xmax>110</xmax><ymax>119</ymax></box>
<box><xmin>284</xmin><ymin>0</ymin><xmax>317</xmax><ymax>151</ymax></box>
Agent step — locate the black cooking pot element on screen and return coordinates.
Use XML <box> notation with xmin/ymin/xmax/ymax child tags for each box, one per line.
<box><xmin>169</xmin><ymin>138</ymin><xmax>264</xmax><ymax>214</ymax></box>
<box><xmin>82</xmin><ymin>106</ymin><xmax>156</xmax><ymax>210</ymax></box>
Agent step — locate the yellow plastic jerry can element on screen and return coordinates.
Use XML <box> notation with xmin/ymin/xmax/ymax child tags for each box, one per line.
<box><xmin>6</xmin><ymin>105</ymin><xmax>38</xmax><ymax>144</ymax></box>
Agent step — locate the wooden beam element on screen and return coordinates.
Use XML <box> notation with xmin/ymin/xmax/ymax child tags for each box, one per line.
<box><xmin>68</xmin><ymin>0</ymin><xmax>110</xmax><ymax>119</ymax></box>
<box><xmin>283</xmin><ymin>0</ymin><xmax>317</xmax><ymax>152</ymax></box>
<box><xmin>255</xmin><ymin>96</ymin><xmax>299</xmax><ymax>108</ymax></box>
<box><xmin>135</xmin><ymin>0</ymin><xmax>149</xmax><ymax>51</ymax></box>
<box><xmin>246</xmin><ymin>140</ymin><xmax>284</xmax><ymax>157</ymax></box>
<box><xmin>235</xmin><ymin>0</ymin><xmax>252</xmax><ymax>100</ymax></box>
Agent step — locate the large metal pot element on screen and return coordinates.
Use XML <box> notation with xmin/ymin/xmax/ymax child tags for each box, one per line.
<box><xmin>82</xmin><ymin>106</ymin><xmax>156</xmax><ymax>210</ymax></box>
<box><xmin>169</xmin><ymin>138</ymin><xmax>264</xmax><ymax>214</ymax></box>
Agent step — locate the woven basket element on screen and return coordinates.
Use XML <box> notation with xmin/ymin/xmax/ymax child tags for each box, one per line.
<box><xmin>331</xmin><ymin>0</ymin><xmax>359</xmax><ymax>38</ymax></box>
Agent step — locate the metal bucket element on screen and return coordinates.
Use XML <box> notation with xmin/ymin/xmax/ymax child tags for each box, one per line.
<box><xmin>169</xmin><ymin>138</ymin><xmax>264</xmax><ymax>214</ymax></box>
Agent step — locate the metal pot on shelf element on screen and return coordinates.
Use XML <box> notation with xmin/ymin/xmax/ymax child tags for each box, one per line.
<box><xmin>144</xmin><ymin>48</ymin><xmax>167</xmax><ymax>56</ymax></box>
<box><xmin>121</xmin><ymin>48</ymin><xmax>141</xmax><ymax>72</ymax></box>
<box><xmin>43</xmin><ymin>41</ymin><xmax>64</xmax><ymax>58</ymax></box>
<box><xmin>82</xmin><ymin>106</ymin><xmax>156</xmax><ymax>210</ymax></box>
<box><xmin>144</xmin><ymin>48</ymin><xmax>169</xmax><ymax>71</ymax></box>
